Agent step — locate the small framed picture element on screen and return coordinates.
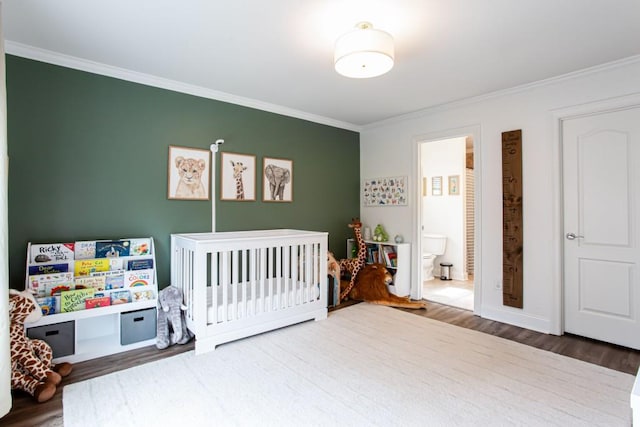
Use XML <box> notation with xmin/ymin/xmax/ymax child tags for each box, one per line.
<box><xmin>263</xmin><ymin>157</ymin><xmax>293</xmax><ymax>202</ymax></box>
<box><xmin>449</xmin><ymin>175</ymin><xmax>460</xmax><ymax>195</ymax></box>
<box><xmin>167</xmin><ymin>145</ymin><xmax>211</xmax><ymax>200</ymax></box>
<box><xmin>432</xmin><ymin>176</ymin><xmax>442</xmax><ymax>196</ymax></box>
<box><xmin>220</xmin><ymin>152</ymin><xmax>256</xmax><ymax>201</ymax></box>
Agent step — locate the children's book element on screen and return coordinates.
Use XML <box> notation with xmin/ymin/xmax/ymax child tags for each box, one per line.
<box><xmin>124</xmin><ymin>269</ymin><xmax>154</xmax><ymax>287</ymax></box>
<box><xmin>28</xmin><ymin>272</ymin><xmax>74</xmax><ymax>297</ymax></box>
<box><xmin>131</xmin><ymin>289</ymin><xmax>154</xmax><ymax>302</ymax></box>
<box><xmin>47</xmin><ymin>283</ymin><xmax>72</xmax><ymax>296</ymax></box>
<box><xmin>388</xmin><ymin>252</ymin><xmax>398</xmax><ymax>268</ymax></box>
<box><xmin>28</xmin><ymin>263</ymin><xmax>69</xmax><ymax>276</ymax></box>
<box><xmin>129</xmin><ymin>238</ymin><xmax>151</xmax><ymax>256</ymax></box>
<box><xmin>90</xmin><ymin>269</ymin><xmax>125</xmax><ymax>290</ymax></box>
<box><xmin>85</xmin><ymin>296</ymin><xmax>111</xmax><ymax>309</ymax></box>
<box><xmin>105</xmin><ymin>274</ymin><xmax>125</xmax><ymax>290</ymax></box>
<box><xmin>74</xmin><ymin>259</ymin><xmax>110</xmax><ymax>276</ymax></box>
<box><xmin>60</xmin><ymin>288</ymin><xmax>95</xmax><ymax>312</ymax></box>
<box><xmin>30</xmin><ymin>243</ymin><xmax>74</xmax><ymax>264</ymax></box>
<box><xmin>110</xmin><ymin>290</ymin><xmax>131</xmax><ymax>305</ymax></box>
<box><xmin>74</xmin><ymin>241</ymin><xmax>96</xmax><ymax>260</ymax></box>
<box><xmin>74</xmin><ymin>276</ymin><xmax>107</xmax><ymax>291</ymax></box>
<box><xmin>108</xmin><ymin>258</ymin><xmax>125</xmax><ymax>271</ymax></box>
<box><xmin>126</xmin><ymin>258</ymin><xmax>154</xmax><ymax>271</ymax></box>
<box><xmin>36</xmin><ymin>296</ymin><xmax>57</xmax><ymax>316</ymax></box>
<box><xmin>382</xmin><ymin>246</ymin><xmax>397</xmax><ymax>267</ymax></box>
<box><xmin>95</xmin><ymin>240</ymin><xmax>130</xmax><ymax>258</ymax></box>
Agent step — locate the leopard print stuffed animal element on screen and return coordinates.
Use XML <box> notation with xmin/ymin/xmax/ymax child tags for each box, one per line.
<box><xmin>9</xmin><ymin>289</ymin><xmax>72</xmax><ymax>402</ymax></box>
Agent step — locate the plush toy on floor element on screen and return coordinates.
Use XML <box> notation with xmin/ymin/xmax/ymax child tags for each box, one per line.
<box><xmin>346</xmin><ymin>263</ymin><xmax>427</xmax><ymax>309</ymax></box>
<box><xmin>327</xmin><ymin>251</ymin><xmax>340</xmax><ymax>284</ymax></box>
<box><xmin>9</xmin><ymin>289</ymin><xmax>73</xmax><ymax>403</ymax></box>
<box><xmin>156</xmin><ymin>285</ymin><xmax>193</xmax><ymax>350</ymax></box>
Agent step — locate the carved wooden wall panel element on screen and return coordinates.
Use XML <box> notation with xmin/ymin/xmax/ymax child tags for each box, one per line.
<box><xmin>502</xmin><ymin>130</ymin><xmax>523</xmax><ymax>308</ymax></box>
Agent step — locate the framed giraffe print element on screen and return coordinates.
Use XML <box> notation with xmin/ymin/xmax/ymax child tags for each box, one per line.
<box><xmin>263</xmin><ymin>157</ymin><xmax>293</xmax><ymax>202</ymax></box>
<box><xmin>220</xmin><ymin>152</ymin><xmax>256</xmax><ymax>201</ymax></box>
<box><xmin>168</xmin><ymin>145</ymin><xmax>211</xmax><ymax>200</ymax></box>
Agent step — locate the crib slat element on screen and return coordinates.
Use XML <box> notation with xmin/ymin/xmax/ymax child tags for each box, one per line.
<box><xmin>260</xmin><ymin>247</ymin><xmax>267</xmax><ymax>313</ymax></box>
<box><xmin>289</xmin><ymin>245</ymin><xmax>294</xmax><ymax>308</ymax></box>
<box><xmin>186</xmin><ymin>249</ymin><xmax>193</xmax><ymax>318</ymax></box>
<box><xmin>250</xmin><ymin>248</ymin><xmax>257</xmax><ymax>316</ymax></box>
<box><xmin>275</xmin><ymin>245</ymin><xmax>281</xmax><ymax>310</ymax></box>
<box><xmin>302</xmin><ymin>244</ymin><xmax>318</xmax><ymax>303</ymax></box>
<box><xmin>221</xmin><ymin>251</ymin><xmax>230</xmax><ymax>323</ymax></box>
<box><xmin>241</xmin><ymin>249</ymin><xmax>247</xmax><ymax>318</ymax></box>
<box><xmin>311</xmin><ymin>243</ymin><xmax>317</xmax><ymax>302</ymax></box>
<box><xmin>210</xmin><ymin>251</ymin><xmax>218</xmax><ymax>325</ymax></box>
<box><xmin>231</xmin><ymin>250</ymin><xmax>238</xmax><ymax>320</ymax></box>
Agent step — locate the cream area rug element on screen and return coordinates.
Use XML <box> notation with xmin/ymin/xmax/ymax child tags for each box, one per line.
<box><xmin>63</xmin><ymin>304</ymin><xmax>634</xmax><ymax>426</ymax></box>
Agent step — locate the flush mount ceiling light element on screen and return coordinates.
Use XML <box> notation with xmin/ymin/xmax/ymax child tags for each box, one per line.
<box><xmin>334</xmin><ymin>21</ymin><xmax>394</xmax><ymax>79</ymax></box>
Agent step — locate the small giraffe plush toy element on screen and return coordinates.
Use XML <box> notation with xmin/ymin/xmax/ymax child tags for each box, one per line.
<box><xmin>9</xmin><ymin>289</ymin><xmax>72</xmax><ymax>403</ymax></box>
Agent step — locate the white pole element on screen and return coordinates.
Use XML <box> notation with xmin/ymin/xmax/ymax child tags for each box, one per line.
<box><xmin>210</xmin><ymin>139</ymin><xmax>224</xmax><ymax>232</ymax></box>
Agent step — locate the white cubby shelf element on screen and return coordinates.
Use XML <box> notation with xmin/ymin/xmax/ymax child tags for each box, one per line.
<box><xmin>24</xmin><ymin>237</ymin><xmax>158</xmax><ymax>363</ymax></box>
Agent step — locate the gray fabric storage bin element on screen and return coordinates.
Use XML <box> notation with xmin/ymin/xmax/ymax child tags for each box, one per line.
<box><xmin>120</xmin><ymin>307</ymin><xmax>157</xmax><ymax>345</ymax></box>
<box><xmin>27</xmin><ymin>320</ymin><xmax>75</xmax><ymax>358</ymax></box>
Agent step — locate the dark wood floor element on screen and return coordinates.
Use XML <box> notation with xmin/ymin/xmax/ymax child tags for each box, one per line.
<box><xmin>3</xmin><ymin>300</ymin><xmax>639</xmax><ymax>426</ymax></box>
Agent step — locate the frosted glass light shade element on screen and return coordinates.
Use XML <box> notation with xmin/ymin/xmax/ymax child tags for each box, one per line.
<box><xmin>334</xmin><ymin>22</ymin><xmax>394</xmax><ymax>79</ymax></box>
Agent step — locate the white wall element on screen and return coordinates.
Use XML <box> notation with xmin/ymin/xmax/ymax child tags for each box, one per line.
<box><xmin>360</xmin><ymin>56</ymin><xmax>640</xmax><ymax>333</ymax></box>
<box><xmin>0</xmin><ymin>4</ymin><xmax>12</xmax><ymax>416</ymax></box>
<box><xmin>422</xmin><ymin>137</ymin><xmax>466</xmax><ymax>279</ymax></box>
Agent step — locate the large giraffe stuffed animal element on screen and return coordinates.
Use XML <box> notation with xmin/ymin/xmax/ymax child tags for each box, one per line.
<box><xmin>9</xmin><ymin>289</ymin><xmax>72</xmax><ymax>402</ymax></box>
<box><xmin>339</xmin><ymin>218</ymin><xmax>367</xmax><ymax>302</ymax></box>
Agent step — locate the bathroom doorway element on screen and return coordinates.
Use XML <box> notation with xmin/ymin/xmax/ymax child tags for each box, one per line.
<box><xmin>419</xmin><ymin>136</ymin><xmax>475</xmax><ymax>311</ymax></box>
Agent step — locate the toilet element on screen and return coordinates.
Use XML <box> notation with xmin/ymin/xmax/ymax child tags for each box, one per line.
<box><xmin>423</xmin><ymin>233</ymin><xmax>447</xmax><ymax>281</ymax></box>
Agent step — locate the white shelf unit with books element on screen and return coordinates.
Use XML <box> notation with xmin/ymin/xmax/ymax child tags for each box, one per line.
<box><xmin>24</xmin><ymin>237</ymin><xmax>158</xmax><ymax>363</ymax></box>
<box><xmin>346</xmin><ymin>239</ymin><xmax>411</xmax><ymax>297</ymax></box>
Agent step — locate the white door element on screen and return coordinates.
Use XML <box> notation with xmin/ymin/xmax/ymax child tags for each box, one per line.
<box><xmin>563</xmin><ymin>106</ymin><xmax>640</xmax><ymax>349</ymax></box>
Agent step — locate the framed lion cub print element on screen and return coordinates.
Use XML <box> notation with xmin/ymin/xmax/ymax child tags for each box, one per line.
<box><xmin>167</xmin><ymin>145</ymin><xmax>211</xmax><ymax>200</ymax></box>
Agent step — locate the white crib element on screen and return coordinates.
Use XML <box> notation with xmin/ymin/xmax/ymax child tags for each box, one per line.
<box><xmin>171</xmin><ymin>229</ymin><xmax>328</xmax><ymax>355</ymax></box>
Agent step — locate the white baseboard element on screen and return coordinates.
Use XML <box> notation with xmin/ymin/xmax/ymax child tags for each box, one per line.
<box><xmin>480</xmin><ymin>305</ymin><xmax>552</xmax><ymax>334</ymax></box>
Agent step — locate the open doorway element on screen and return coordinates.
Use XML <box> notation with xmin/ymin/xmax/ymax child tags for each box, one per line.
<box><xmin>419</xmin><ymin>136</ymin><xmax>475</xmax><ymax>310</ymax></box>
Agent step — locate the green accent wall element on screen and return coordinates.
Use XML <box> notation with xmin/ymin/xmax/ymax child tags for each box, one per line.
<box><xmin>6</xmin><ymin>55</ymin><xmax>360</xmax><ymax>288</ymax></box>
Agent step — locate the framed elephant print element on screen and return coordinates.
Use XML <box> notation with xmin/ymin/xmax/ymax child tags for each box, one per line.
<box><xmin>263</xmin><ymin>157</ymin><xmax>293</xmax><ymax>202</ymax></box>
<box><xmin>220</xmin><ymin>152</ymin><xmax>256</xmax><ymax>201</ymax></box>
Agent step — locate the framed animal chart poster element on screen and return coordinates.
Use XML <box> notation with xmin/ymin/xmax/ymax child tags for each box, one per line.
<box><xmin>263</xmin><ymin>157</ymin><xmax>293</xmax><ymax>202</ymax></box>
<box><xmin>363</xmin><ymin>176</ymin><xmax>408</xmax><ymax>206</ymax></box>
<box><xmin>220</xmin><ymin>152</ymin><xmax>256</xmax><ymax>201</ymax></box>
<box><xmin>167</xmin><ymin>145</ymin><xmax>211</xmax><ymax>200</ymax></box>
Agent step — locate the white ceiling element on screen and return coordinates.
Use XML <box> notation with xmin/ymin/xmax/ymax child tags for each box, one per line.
<box><xmin>3</xmin><ymin>0</ymin><xmax>640</xmax><ymax>130</ymax></box>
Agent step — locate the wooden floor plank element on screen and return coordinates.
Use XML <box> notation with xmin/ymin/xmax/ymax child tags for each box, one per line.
<box><xmin>2</xmin><ymin>300</ymin><xmax>639</xmax><ymax>426</ymax></box>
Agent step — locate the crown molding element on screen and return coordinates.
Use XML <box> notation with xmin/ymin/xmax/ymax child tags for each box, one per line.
<box><xmin>363</xmin><ymin>54</ymin><xmax>640</xmax><ymax>131</ymax></box>
<box><xmin>5</xmin><ymin>41</ymin><xmax>362</xmax><ymax>133</ymax></box>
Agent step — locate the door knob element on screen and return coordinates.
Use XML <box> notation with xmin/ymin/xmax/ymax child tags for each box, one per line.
<box><xmin>566</xmin><ymin>232</ymin><xmax>584</xmax><ymax>240</ymax></box>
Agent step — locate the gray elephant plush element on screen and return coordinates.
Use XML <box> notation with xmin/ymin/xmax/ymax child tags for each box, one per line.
<box><xmin>156</xmin><ymin>285</ymin><xmax>193</xmax><ymax>349</ymax></box>
<box><xmin>264</xmin><ymin>164</ymin><xmax>291</xmax><ymax>200</ymax></box>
